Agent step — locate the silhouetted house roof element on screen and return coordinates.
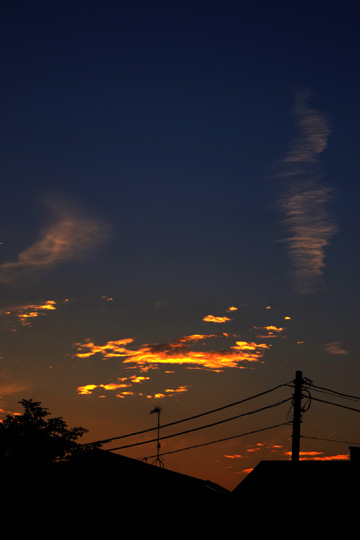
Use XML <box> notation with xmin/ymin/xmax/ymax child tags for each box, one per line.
<box><xmin>3</xmin><ymin>448</ymin><xmax>229</xmax><ymax>515</ymax></box>
<box><xmin>66</xmin><ymin>448</ymin><xmax>230</xmax><ymax>504</ymax></box>
<box><xmin>229</xmin><ymin>446</ymin><xmax>359</xmax><ymax>519</ymax></box>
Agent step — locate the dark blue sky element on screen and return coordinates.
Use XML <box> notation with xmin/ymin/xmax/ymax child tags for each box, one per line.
<box><xmin>0</xmin><ymin>1</ymin><xmax>359</xmax><ymax>490</ymax></box>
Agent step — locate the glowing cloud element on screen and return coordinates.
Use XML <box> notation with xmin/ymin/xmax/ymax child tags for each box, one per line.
<box><xmin>77</xmin><ymin>378</ymin><xmax>189</xmax><ymax>400</ymax></box>
<box><xmin>253</xmin><ymin>325</ymin><xmax>285</xmax><ymax>338</ymax></box>
<box><xmin>0</xmin><ymin>300</ymin><xmax>57</xmax><ymax>326</ymax></box>
<box><xmin>278</xmin><ymin>89</ymin><xmax>337</xmax><ymax>294</ymax></box>
<box><xmin>285</xmin><ymin>451</ymin><xmax>349</xmax><ymax>461</ymax></box>
<box><xmin>203</xmin><ymin>315</ymin><xmax>232</xmax><ymax>323</ymax></box>
<box><xmin>74</xmin><ymin>333</ymin><xmax>271</xmax><ymax>372</ymax></box>
<box><xmin>77</xmin><ymin>375</ymin><xmax>150</xmax><ymax>396</ymax></box>
<box><xmin>0</xmin><ymin>198</ymin><xmax>111</xmax><ymax>281</ymax></box>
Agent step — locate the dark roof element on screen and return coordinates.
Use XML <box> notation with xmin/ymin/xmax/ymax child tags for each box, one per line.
<box><xmin>229</xmin><ymin>458</ymin><xmax>358</xmax><ymax>519</ymax></box>
<box><xmin>67</xmin><ymin>448</ymin><xmax>230</xmax><ymax>502</ymax></box>
<box><xmin>2</xmin><ymin>448</ymin><xmax>229</xmax><ymax>518</ymax></box>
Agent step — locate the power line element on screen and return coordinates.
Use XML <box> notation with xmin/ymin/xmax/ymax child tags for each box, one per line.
<box><xmin>76</xmin><ymin>374</ymin><xmax>360</xmax><ymax>465</ymax></box>
<box><xmin>142</xmin><ymin>422</ymin><xmax>291</xmax><ymax>460</ymax></box>
<box><xmin>310</xmin><ymin>396</ymin><xmax>360</xmax><ymax>413</ymax></box>
<box><xmin>105</xmin><ymin>397</ymin><xmax>292</xmax><ymax>452</ymax></box>
<box><xmin>309</xmin><ymin>384</ymin><xmax>360</xmax><ymax>403</ymax></box>
<box><xmin>301</xmin><ymin>435</ymin><xmax>360</xmax><ymax>446</ymax></box>
<box><xmin>83</xmin><ymin>381</ymin><xmax>292</xmax><ymax>447</ymax></box>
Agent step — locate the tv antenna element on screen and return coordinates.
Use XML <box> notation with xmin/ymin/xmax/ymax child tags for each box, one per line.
<box><xmin>150</xmin><ymin>406</ymin><xmax>164</xmax><ymax>467</ymax></box>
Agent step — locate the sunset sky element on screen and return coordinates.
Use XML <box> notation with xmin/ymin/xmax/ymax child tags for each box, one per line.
<box><xmin>1</xmin><ymin>1</ymin><xmax>359</xmax><ymax>491</ymax></box>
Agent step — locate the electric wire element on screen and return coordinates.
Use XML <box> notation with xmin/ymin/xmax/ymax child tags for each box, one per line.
<box><xmin>308</xmin><ymin>384</ymin><xmax>360</xmax><ymax>403</ymax></box>
<box><xmin>105</xmin><ymin>397</ymin><xmax>292</xmax><ymax>452</ymax></box>
<box><xmin>301</xmin><ymin>435</ymin><xmax>360</xmax><ymax>446</ymax></box>
<box><xmin>310</xmin><ymin>396</ymin><xmax>360</xmax><ymax>413</ymax></box>
<box><xmin>80</xmin><ymin>376</ymin><xmax>358</xmax><ymax>461</ymax></box>
<box><xmin>142</xmin><ymin>421</ymin><xmax>291</xmax><ymax>460</ymax></box>
<box><xmin>82</xmin><ymin>381</ymin><xmax>292</xmax><ymax>447</ymax></box>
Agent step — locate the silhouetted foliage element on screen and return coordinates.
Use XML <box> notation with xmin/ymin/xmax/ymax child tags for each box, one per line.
<box><xmin>0</xmin><ymin>398</ymin><xmax>98</xmax><ymax>464</ymax></box>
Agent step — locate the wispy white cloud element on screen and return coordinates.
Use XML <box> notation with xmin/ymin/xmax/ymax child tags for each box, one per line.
<box><xmin>0</xmin><ymin>197</ymin><xmax>111</xmax><ymax>281</ymax></box>
<box><xmin>324</xmin><ymin>341</ymin><xmax>348</xmax><ymax>356</ymax></box>
<box><xmin>278</xmin><ymin>89</ymin><xmax>337</xmax><ymax>294</ymax></box>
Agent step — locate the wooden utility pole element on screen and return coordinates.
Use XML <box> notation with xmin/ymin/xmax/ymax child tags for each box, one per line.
<box><xmin>291</xmin><ymin>370</ymin><xmax>303</xmax><ymax>462</ymax></box>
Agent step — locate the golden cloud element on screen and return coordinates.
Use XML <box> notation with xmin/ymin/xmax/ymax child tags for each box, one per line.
<box><xmin>253</xmin><ymin>325</ymin><xmax>285</xmax><ymax>338</ymax></box>
<box><xmin>285</xmin><ymin>451</ymin><xmax>349</xmax><ymax>461</ymax></box>
<box><xmin>74</xmin><ymin>333</ymin><xmax>271</xmax><ymax>372</ymax></box>
<box><xmin>77</xmin><ymin>377</ymin><xmax>189</xmax><ymax>400</ymax></box>
<box><xmin>203</xmin><ymin>315</ymin><xmax>232</xmax><ymax>323</ymax></box>
<box><xmin>0</xmin><ymin>300</ymin><xmax>57</xmax><ymax>326</ymax></box>
<box><xmin>77</xmin><ymin>375</ymin><xmax>150</xmax><ymax>396</ymax></box>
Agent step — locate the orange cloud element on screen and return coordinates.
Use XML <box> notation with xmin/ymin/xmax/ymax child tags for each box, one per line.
<box><xmin>144</xmin><ymin>386</ymin><xmax>189</xmax><ymax>399</ymax></box>
<box><xmin>285</xmin><ymin>451</ymin><xmax>349</xmax><ymax>461</ymax></box>
<box><xmin>165</xmin><ymin>386</ymin><xmax>188</xmax><ymax>394</ymax></box>
<box><xmin>77</xmin><ymin>375</ymin><xmax>150</xmax><ymax>396</ymax></box>
<box><xmin>226</xmin><ymin>306</ymin><xmax>238</xmax><ymax>312</ymax></box>
<box><xmin>1</xmin><ymin>300</ymin><xmax>57</xmax><ymax>326</ymax></box>
<box><xmin>203</xmin><ymin>315</ymin><xmax>232</xmax><ymax>323</ymax></box>
<box><xmin>74</xmin><ymin>333</ymin><xmax>271</xmax><ymax>372</ymax></box>
<box><xmin>253</xmin><ymin>325</ymin><xmax>285</xmax><ymax>338</ymax></box>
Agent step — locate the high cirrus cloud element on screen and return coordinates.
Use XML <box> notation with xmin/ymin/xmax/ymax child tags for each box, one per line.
<box><xmin>0</xmin><ymin>200</ymin><xmax>111</xmax><ymax>281</ymax></box>
<box><xmin>278</xmin><ymin>89</ymin><xmax>337</xmax><ymax>294</ymax></box>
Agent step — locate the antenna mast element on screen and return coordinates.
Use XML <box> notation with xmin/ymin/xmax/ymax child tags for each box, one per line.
<box><xmin>150</xmin><ymin>406</ymin><xmax>164</xmax><ymax>467</ymax></box>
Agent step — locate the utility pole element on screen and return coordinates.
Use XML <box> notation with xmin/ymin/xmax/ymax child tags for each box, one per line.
<box><xmin>291</xmin><ymin>370</ymin><xmax>303</xmax><ymax>462</ymax></box>
<box><xmin>150</xmin><ymin>406</ymin><xmax>164</xmax><ymax>467</ymax></box>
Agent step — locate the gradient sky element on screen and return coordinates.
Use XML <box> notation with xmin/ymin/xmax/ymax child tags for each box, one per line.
<box><xmin>1</xmin><ymin>0</ymin><xmax>359</xmax><ymax>491</ymax></box>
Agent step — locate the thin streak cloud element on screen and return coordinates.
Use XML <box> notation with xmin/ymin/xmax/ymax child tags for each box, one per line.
<box><xmin>278</xmin><ymin>89</ymin><xmax>337</xmax><ymax>294</ymax></box>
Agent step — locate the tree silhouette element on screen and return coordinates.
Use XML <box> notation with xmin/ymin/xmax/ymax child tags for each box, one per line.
<box><xmin>0</xmin><ymin>398</ymin><xmax>97</xmax><ymax>464</ymax></box>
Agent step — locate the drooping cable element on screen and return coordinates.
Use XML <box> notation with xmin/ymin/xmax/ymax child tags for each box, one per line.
<box><xmin>82</xmin><ymin>381</ymin><xmax>292</xmax><ymax>447</ymax></box>
<box><xmin>301</xmin><ymin>434</ymin><xmax>360</xmax><ymax>446</ymax></box>
<box><xmin>105</xmin><ymin>397</ymin><xmax>292</xmax><ymax>452</ymax></box>
<box><xmin>308</xmin><ymin>384</ymin><xmax>360</xmax><ymax>403</ymax></box>
<box><xmin>310</xmin><ymin>396</ymin><xmax>360</xmax><ymax>413</ymax></box>
<box><xmin>142</xmin><ymin>422</ymin><xmax>291</xmax><ymax>460</ymax></box>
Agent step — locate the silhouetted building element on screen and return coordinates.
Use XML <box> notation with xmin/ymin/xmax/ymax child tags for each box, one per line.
<box><xmin>229</xmin><ymin>446</ymin><xmax>359</xmax><ymax>522</ymax></box>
